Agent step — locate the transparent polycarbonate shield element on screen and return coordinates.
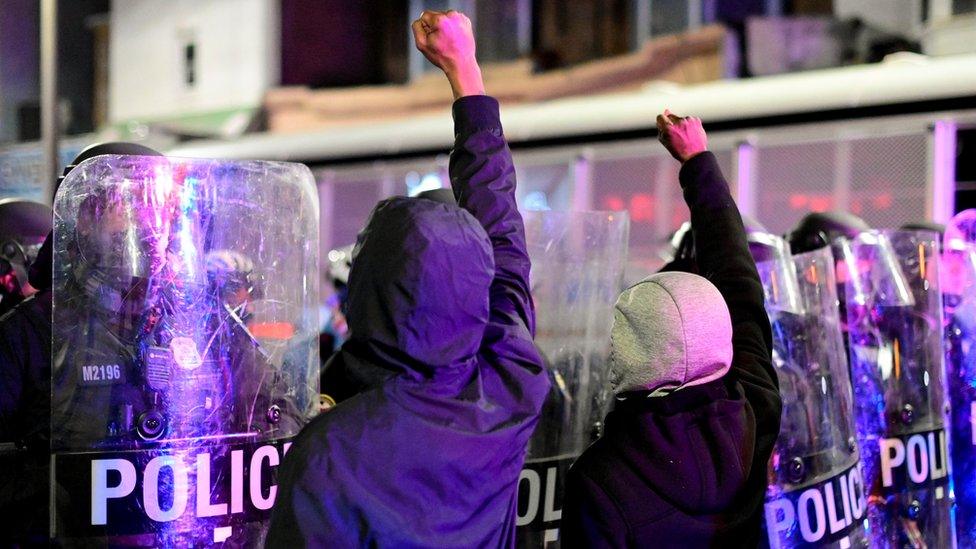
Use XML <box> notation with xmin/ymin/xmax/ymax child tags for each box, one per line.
<box><xmin>666</xmin><ymin>221</ymin><xmax>691</xmax><ymax>258</ymax></box>
<box><xmin>836</xmin><ymin>232</ymin><xmax>914</xmax><ymax>309</ymax></box>
<box><xmin>844</xmin><ymin>230</ymin><xmax>952</xmax><ymax>548</ymax></box>
<box><xmin>749</xmin><ymin>232</ymin><xmax>804</xmax><ymax>315</ymax></box>
<box><xmin>516</xmin><ymin>210</ymin><xmax>629</xmax><ymax>546</ymax></box>
<box><xmin>945</xmin><ymin>208</ymin><xmax>976</xmax><ymax>246</ymax></box>
<box><xmin>762</xmin><ymin>246</ymin><xmax>868</xmax><ymax>548</ymax></box>
<box><xmin>50</xmin><ymin>155</ymin><xmax>319</xmax><ymax>545</ymax></box>
<box><xmin>943</xmin><ymin>226</ymin><xmax>976</xmax><ymax>547</ymax></box>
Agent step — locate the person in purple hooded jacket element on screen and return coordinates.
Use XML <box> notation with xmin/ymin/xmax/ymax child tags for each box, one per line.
<box><xmin>266</xmin><ymin>10</ymin><xmax>550</xmax><ymax>548</ymax></box>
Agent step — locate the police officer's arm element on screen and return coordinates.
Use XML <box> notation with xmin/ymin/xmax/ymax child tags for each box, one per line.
<box><xmin>658</xmin><ymin>111</ymin><xmax>779</xmax><ymax>403</ymax></box>
<box><xmin>0</xmin><ymin>328</ymin><xmax>22</xmax><ymax>443</ymax></box>
<box><xmin>0</xmin><ymin>298</ymin><xmax>49</xmax><ymax>446</ymax></box>
<box><xmin>413</xmin><ymin>10</ymin><xmax>535</xmax><ymax>334</ymax></box>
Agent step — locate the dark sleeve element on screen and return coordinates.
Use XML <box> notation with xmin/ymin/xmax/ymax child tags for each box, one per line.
<box><xmin>0</xmin><ymin>297</ymin><xmax>51</xmax><ymax>447</ymax></box>
<box><xmin>448</xmin><ymin>95</ymin><xmax>535</xmax><ymax>335</ymax></box>
<box><xmin>679</xmin><ymin>152</ymin><xmax>781</xmax><ymax>424</ymax></box>
<box><xmin>561</xmin><ymin>467</ymin><xmax>629</xmax><ymax>549</ymax></box>
<box><xmin>0</xmin><ymin>320</ymin><xmax>25</xmax><ymax>443</ymax></box>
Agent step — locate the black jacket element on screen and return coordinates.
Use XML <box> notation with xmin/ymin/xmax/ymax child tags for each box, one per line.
<box><xmin>561</xmin><ymin>152</ymin><xmax>782</xmax><ymax>548</ymax></box>
<box><xmin>0</xmin><ymin>232</ymin><xmax>51</xmax><ymax>544</ymax></box>
<box><xmin>0</xmin><ymin>288</ymin><xmax>51</xmax><ymax>545</ymax></box>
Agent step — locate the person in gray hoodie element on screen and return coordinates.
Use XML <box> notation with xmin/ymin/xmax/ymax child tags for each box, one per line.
<box><xmin>561</xmin><ymin>112</ymin><xmax>782</xmax><ymax>548</ymax></box>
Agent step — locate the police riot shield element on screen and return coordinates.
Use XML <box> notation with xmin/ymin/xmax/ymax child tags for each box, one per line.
<box><xmin>51</xmin><ymin>155</ymin><xmax>320</xmax><ymax>545</ymax></box>
<box><xmin>516</xmin><ymin>210</ymin><xmax>629</xmax><ymax>547</ymax></box>
<box><xmin>749</xmin><ymin>232</ymin><xmax>803</xmax><ymax>315</ymax></box>
<box><xmin>760</xmin><ymin>244</ymin><xmax>869</xmax><ymax>549</ymax></box>
<box><xmin>943</xmin><ymin>209</ymin><xmax>976</xmax><ymax>547</ymax></box>
<box><xmin>843</xmin><ymin>230</ymin><xmax>953</xmax><ymax>548</ymax></box>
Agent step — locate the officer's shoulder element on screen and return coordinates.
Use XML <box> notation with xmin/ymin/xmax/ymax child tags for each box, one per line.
<box><xmin>0</xmin><ymin>304</ymin><xmax>30</xmax><ymax>360</ymax></box>
<box><xmin>0</xmin><ymin>294</ymin><xmax>36</xmax><ymax>326</ymax></box>
<box><xmin>0</xmin><ymin>292</ymin><xmax>50</xmax><ymax>328</ymax></box>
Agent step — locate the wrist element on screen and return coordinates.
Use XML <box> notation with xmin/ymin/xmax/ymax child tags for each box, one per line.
<box><xmin>444</xmin><ymin>57</ymin><xmax>485</xmax><ymax>100</ymax></box>
<box><xmin>680</xmin><ymin>149</ymin><xmax>708</xmax><ymax>164</ymax></box>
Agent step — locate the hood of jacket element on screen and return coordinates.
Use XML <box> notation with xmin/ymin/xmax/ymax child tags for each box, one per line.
<box><xmin>345</xmin><ymin>196</ymin><xmax>494</xmax><ymax>375</ymax></box>
<box><xmin>609</xmin><ymin>271</ymin><xmax>733</xmax><ymax>395</ymax></box>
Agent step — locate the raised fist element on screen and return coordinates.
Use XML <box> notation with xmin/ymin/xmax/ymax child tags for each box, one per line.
<box><xmin>656</xmin><ymin>110</ymin><xmax>708</xmax><ymax>164</ymax></box>
<box><xmin>412</xmin><ymin>10</ymin><xmax>476</xmax><ymax>74</ymax></box>
<box><xmin>412</xmin><ymin>10</ymin><xmax>484</xmax><ymax>99</ymax></box>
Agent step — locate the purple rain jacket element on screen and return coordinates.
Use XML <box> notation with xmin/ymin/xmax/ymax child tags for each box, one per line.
<box><xmin>266</xmin><ymin>96</ymin><xmax>550</xmax><ymax>548</ymax></box>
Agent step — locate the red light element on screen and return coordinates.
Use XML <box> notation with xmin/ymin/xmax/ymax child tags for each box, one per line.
<box><xmin>250</xmin><ymin>322</ymin><xmax>296</xmax><ymax>340</ymax></box>
<box><xmin>603</xmin><ymin>195</ymin><xmax>625</xmax><ymax>211</ymax></box>
<box><xmin>809</xmin><ymin>195</ymin><xmax>833</xmax><ymax>213</ymax></box>
<box><xmin>789</xmin><ymin>194</ymin><xmax>808</xmax><ymax>210</ymax></box>
<box><xmin>872</xmin><ymin>193</ymin><xmax>892</xmax><ymax>210</ymax></box>
<box><xmin>630</xmin><ymin>193</ymin><xmax>655</xmax><ymax>223</ymax></box>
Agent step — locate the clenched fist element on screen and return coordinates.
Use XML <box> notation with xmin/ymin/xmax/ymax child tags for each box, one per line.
<box><xmin>412</xmin><ymin>10</ymin><xmax>485</xmax><ymax>100</ymax></box>
<box><xmin>657</xmin><ymin>110</ymin><xmax>708</xmax><ymax>164</ymax></box>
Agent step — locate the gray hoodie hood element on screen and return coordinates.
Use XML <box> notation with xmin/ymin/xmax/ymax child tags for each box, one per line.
<box><xmin>609</xmin><ymin>271</ymin><xmax>733</xmax><ymax>395</ymax></box>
